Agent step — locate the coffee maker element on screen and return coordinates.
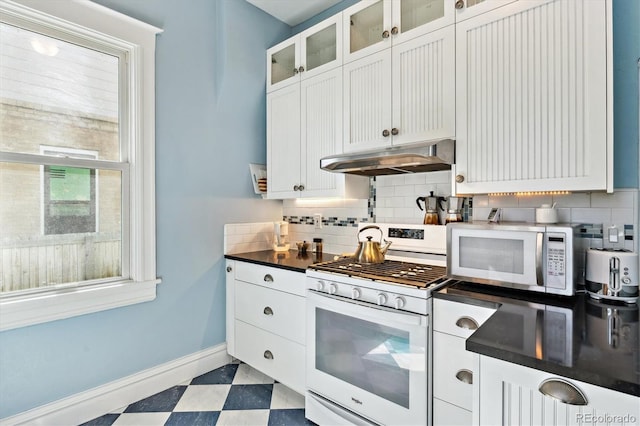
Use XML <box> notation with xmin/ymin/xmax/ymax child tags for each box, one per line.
<box><xmin>445</xmin><ymin>197</ymin><xmax>465</xmax><ymax>223</ymax></box>
<box><xmin>416</xmin><ymin>192</ymin><xmax>445</xmax><ymax>225</ymax></box>
<box><xmin>273</xmin><ymin>221</ymin><xmax>290</xmax><ymax>252</ymax></box>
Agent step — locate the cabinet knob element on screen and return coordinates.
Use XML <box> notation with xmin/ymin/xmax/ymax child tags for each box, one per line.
<box><xmin>226</xmin><ymin>266</ymin><xmax>232</xmax><ymax>273</ymax></box>
<box><xmin>293</xmin><ymin>68</ymin><xmax>299</xmax><ymax>75</ymax></box>
<box><xmin>382</xmin><ymin>129</ymin><xmax>390</xmax><ymax>137</ymax></box>
<box><xmin>264</xmin><ymin>274</ymin><xmax>274</xmax><ymax>282</ymax></box>
<box><xmin>455</xmin><ymin>316</ymin><xmax>479</xmax><ymax>330</ymax></box>
<box><xmin>293</xmin><ymin>184</ymin><xmax>300</xmax><ymax>191</ymax></box>
<box><xmin>455</xmin><ymin>369</ymin><xmax>473</xmax><ymax>384</ymax></box>
<box><xmin>298</xmin><ymin>184</ymin><xmax>305</xmax><ymax>191</ymax></box>
<box><xmin>391</xmin><ymin>127</ymin><xmax>399</xmax><ymax>135</ymax></box>
<box><xmin>298</xmin><ymin>65</ymin><xmax>305</xmax><ymax>73</ymax></box>
<box><xmin>391</xmin><ymin>26</ymin><xmax>398</xmax><ymax>35</ymax></box>
<box><xmin>382</xmin><ymin>30</ymin><xmax>390</xmax><ymax>39</ymax></box>
<box><xmin>264</xmin><ymin>350</ymin><xmax>274</xmax><ymax>360</ymax></box>
<box><xmin>538</xmin><ymin>378</ymin><xmax>588</xmax><ymax>406</ymax></box>
<box><xmin>455</xmin><ymin>0</ymin><xmax>465</xmax><ymax>9</ymax></box>
<box><xmin>263</xmin><ymin>306</ymin><xmax>274</xmax><ymax>316</ymax></box>
<box><xmin>455</xmin><ymin>174</ymin><xmax>465</xmax><ymax>183</ymax></box>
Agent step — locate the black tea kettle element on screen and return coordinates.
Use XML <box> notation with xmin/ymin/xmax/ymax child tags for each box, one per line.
<box><xmin>416</xmin><ymin>191</ymin><xmax>445</xmax><ymax>225</ymax></box>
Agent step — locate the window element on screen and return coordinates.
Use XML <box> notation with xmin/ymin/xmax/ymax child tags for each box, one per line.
<box><xmin>0</xmin><ymin>0</ymin><xmax>161</xmax><ymax>330</ymax></box>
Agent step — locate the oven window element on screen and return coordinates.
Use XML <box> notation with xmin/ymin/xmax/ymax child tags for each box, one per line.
<box><xmin>460</xmin><ymin>237</ymin><xmax>524</xmax><ymax>274</ymax></box>
<box><xmin>315</xmin><ymin>308</ymin><xmax>417</xmax><ymax>409</ymax></box>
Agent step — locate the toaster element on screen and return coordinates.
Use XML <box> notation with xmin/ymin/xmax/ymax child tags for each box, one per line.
<box><xmin>586</xmin><ymin>248</ymin><xmax>639</xmax><ymax>304</ymax></box>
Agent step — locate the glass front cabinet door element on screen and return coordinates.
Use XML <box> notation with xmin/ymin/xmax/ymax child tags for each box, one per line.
<box><xmin>343</xmin><ymin>0</ymin><xmax>455</xmax><ymax>63</ymax></box>
<box><xmin>267</xmin><ymin>14</ymin><xmax>342</xmax><ymax>93</ymax></box>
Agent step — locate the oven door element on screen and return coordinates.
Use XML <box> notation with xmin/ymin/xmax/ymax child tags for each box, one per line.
<box><xmin>306</xmin><ymin>290</ymin><xmax>428</xmax><ymax>426</ymax></box>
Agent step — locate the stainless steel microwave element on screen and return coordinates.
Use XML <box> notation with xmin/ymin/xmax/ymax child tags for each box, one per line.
<box><xmin>447</xmin><ymin>223</ymin><xmax>579</xmax><ymax>296</ymax></box>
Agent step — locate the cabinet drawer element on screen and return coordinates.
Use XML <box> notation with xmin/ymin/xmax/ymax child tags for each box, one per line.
<box><xmin>433</xmin><ymin>298</ymin><xmax>496</xmax><ymax>338</ymax></box>
<box><xmin>235</xmin><ymin>320</ymin><xmax>305</xmax><ymax>394</ymax></box>
<box><xmin>433</xmin><ymin>397</ymin><xmax>472</xmax><ymax>426</ymax></box>
<box><xmin>235</xmin><ymin>261</ymin><xmax>305</xmax><ymax>296</ymax></box>
<box><xmin>433</xmin><ymin>331</ymin><xmax>476</xmax><ymax>410</ymax></box>
<box><xmin>235</xmin><ymin>280</ymin><xmax>305</xmax><ymax>344</ymax></box>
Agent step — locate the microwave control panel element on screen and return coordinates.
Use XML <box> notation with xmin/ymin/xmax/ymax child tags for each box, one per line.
<box><xmin>546</xmin><ymin>233</ymin><xmax>567</xmax><ymax>288</ymax></box>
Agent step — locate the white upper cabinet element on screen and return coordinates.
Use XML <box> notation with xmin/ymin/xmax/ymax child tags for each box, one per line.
<box><xmin>454</xmin><ymin>0</ymin><xmax>612</xmax><ymax>194</ymax></box>
<box><xmin>343</xmin><ymin>23</ymin><xmax>455</xmax><ymax>153</ymax></box>
<box><xmin>267</xmin><ymin>14</ymin><xmax>342</xmax><ymax>93</ymax></box>
<box><xmin>343</xmin><ymin>0</ymin><xmax>455</xmax><ymax>64</ymax></box>
<box><xmin>267</xmin><ymin>68</ymin><xmax>369</xmax><ymax>199</ymax></box>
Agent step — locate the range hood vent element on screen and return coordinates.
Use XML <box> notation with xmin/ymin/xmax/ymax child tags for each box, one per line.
<box><xmin>320</xmin><ymin>139</ymin><xmax>455</xmax><ymax>176</ymax></box>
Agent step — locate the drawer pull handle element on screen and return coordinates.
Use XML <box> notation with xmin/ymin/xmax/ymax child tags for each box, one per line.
<box><xmin>455</xmin><ymin>316</ymin><xmax>479</xmax><ymax>330</ymax></box>
<box><xmin>264</xmin><ymin>274</ymin><xmax>274</xmax><ymax>282</ymax></box>
<box><xmin>455</xmin><ymin>369</ymin><xmax>473</xmax><ymax>384</ymax></box>
<box><xmin>264</xmin><ymin>350</ymin><xmax>274</xmax><ymax>360</ymax></box>
<box><xmin>538</xmin><ymin>378</ymin><xmax>588</xmax><ymax>406</ymax></box>
<box><xmin>263</xmin><ymin>306</ymin><xmax>273</xmax><ymax>315</ymax></box>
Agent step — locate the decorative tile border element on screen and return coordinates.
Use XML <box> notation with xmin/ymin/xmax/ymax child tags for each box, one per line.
<box><xmin>576</xmin><ymin>224</ymin><xmax>634</xmax><ymax>240</ymax></box>
<box><xmin>283</xmin><ymin>216</ymin><xmax>370</xmax><ymax>227</ymax></box>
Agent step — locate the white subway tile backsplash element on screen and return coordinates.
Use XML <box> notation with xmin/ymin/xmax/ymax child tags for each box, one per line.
<box><xmin>556</xmin><ymin>208</ymin><xmax>571</xmax><ymax>223</ymax></box>
<box><xmin>404</xmin><ymin>174</ymin><xmax>427</xmax><ymax>185</ymax></box>
<box><xmin>500</xmin><ymin>208</ymin><xmax>535</xmax><ymax>222</ymax></box>
<box><xmin>472</xmin><ymin>207</ymin><xmax>492</xmax><ymax>221</ymax></box>
<box><xmin>376</xmin><ymin>186</ymin><xmax>395</xmax><ymax>197</ymax></box>
<box><xmin>488</xmin><ymin>195</ymin><xmax>519</xmax><ymax>208</ymax></box>
<box><xmin>552</xmin><ymin>193</ymin><xmax>590</xmax><ymax>208</ymax></box>
<box><xmin>611</xmin><ymin>208</ymin><xmax>635</xmax><ymax>224</ymax></box>
<box><xmin>395</xmin><ymin>185</ymin><xmax>418</xmax><ymax>196</ymax></box>
<box><xmin>473</xmin><ymin>195</ymin><xmax>489</xmax><ymax>208</ymax></box>
<box><xmin>571</xmin><ymin>208</ymin><xmax>612</xmax><ymax>224</ymax></box>
<box><xmin>424</xmin><ymin>170</ymin><xmax>451</xmax><ymax>184</ymax></box>
<box><xmin>591</xmin><ymin>190</ymin><xmax>634</xmax><ymax>208</ymax></box>
<box><xmin>517</xmin><ymin>195</ymin><xmax>553</xmax><ymax>208</ymax></box>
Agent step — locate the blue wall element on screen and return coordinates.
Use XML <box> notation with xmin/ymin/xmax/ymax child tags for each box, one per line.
<box><xmin>0</xmin><ymin>0</ymin><xmax>287</xmax><ymax>418</ymax></box>
<box><xmin>613</xmin><ymin>0</ymin><xmax>640</xmax><ymax>189</ymax></box>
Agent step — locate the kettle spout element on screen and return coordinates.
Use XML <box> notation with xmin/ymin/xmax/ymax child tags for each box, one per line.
<box><xmin>380</xmin><ymin>240</ymin><xmax>392</xmax><ymax>256</ymax></box>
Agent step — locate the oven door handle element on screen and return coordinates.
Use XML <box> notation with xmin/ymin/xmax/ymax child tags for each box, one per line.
<box><xmin>536</xmin><ymin>232</ymin><xmax>544</xmax><ymax>287</ymax></box>
<box><xmin>307</xmin><ymin>290</ymin><xmax>427</xmax><ymax>327</ymax></box>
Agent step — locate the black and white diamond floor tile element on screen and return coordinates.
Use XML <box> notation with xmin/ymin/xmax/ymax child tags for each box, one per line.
<box><xmin>81</xmin><ymin>362</ymin><xmax>314</xmax><ymax>426</ymax></box>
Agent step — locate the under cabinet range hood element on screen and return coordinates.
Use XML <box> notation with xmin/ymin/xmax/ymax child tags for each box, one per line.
<box><xmin>320</xmin><ymin>139</ymin><xmax>455</xmax><ymax>176</ymax></box>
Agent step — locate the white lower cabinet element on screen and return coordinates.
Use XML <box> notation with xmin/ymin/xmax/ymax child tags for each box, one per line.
<box><xmin>433</xmin><ymin>298</ymin><xmax>497</xmax><ymax>426</ymax></box>
<box><xmin>478</xmin><ymin>355</ymin><xmax>640</xmax><ymax>426</ymax></box>
<box><xmin>225</xmin><ymin>260</ymin><xmax>306</xmax><ymax>394</ymax></box>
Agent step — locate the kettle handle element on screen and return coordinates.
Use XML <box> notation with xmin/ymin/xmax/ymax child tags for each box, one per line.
<box><xmin>416</xmin><ymin>197</ymin><xmax>425</xmax><ymax>211</ymax></box>
<box><xmin>358</xmin><ymin>225</ymin><xmax>383</xmax><ymax>242</ymax></box>
<box><xmin>438</xmin><ymin>197</ymin><xmax>447</xmax><ymax>211</ymax></box>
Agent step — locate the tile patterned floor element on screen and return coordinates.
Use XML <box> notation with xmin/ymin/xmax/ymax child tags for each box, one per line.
<box><xmin>81</xmin><ymin>362</ymin><xmax>314</xmax><ymax>426</ymax></box>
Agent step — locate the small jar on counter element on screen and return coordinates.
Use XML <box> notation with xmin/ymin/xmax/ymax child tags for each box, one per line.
<box><xmin>313</xmin><ymin>238</ymin><xmax>323</xmax><ymax>255</ymax></box>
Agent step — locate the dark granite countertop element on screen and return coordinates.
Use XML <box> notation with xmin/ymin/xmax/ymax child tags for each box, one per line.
<box><xmin>435</xmin><ymin>282</ymin><xmax>640</xmax><ymax>397</ymax></box>
<box><xmin>224</xmin><ymin>250</ymin><xmax>340</xmax><ymax>273</ymax></box>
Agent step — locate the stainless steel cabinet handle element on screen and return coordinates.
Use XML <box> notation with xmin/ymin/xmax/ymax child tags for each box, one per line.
<box><xmin>538</xmin><ymin>378</ymin><xmax>588</xmax><ymax>406</ymax></box>
<box><xmin>455</xmin><ymin>0</ymin><xmax>465</xmax><ymax>9</ymax></box>
<box><xmin>264</xmin><ymin>274</ymin><xmax>274</xmax><ymax>282</ymax></box>
<box><xmin>264</xmin><ymin>350</ymin><xmax>274</xmax><ymax>360</ymax></box>
<box><xmin>391</xmin><ymin>128</ymin><xmax>399</xmax><ymax>135</ymax></box>
<box><xmin>455</xmin><ymin>174</ymin><xmax>465</xmax><ymax>183</ymax></box>
<box><xmin>293</xmin><ymin>68</ymin><xmax>299</xmax><ymax>75</ymax></box>
<box><xmin>455</xmin><ymin>369</ymin><xmax>473</xmax><ymax>384</ymax></box>
<box><xmin>298</xmin><ymin>65</ymin><xmax>305</xmax><ymax>73</ymax></box>
<box><xmin>293</xmin><ymin>185</ymin><xmax>300</xmax><ymax>191</ymax></box>
<box><xmin>382</xmin><ymin>30</ymin><xmax>390</xmax><ymax>39</ymax></box>
<box><xmin>226</xmin><ymin>266</ymin><xmax>232</xmax><ymax>273</ymax></box>
<box><xmin>536</xmin><ymin>232</ymin><xmax>544</xmax><ymax>286</ymax></box>
<box><xmin>455</xmin><ymin>316</ymin><xmax>479</xmax><ymax>330</ymax></box>
<box><xmin>298</xmin><ymin>184</ymin><xmax>305</xmax><ymax>191</ymax></box>
<box><xmin>391</xmin><ymin>26</ymin><xmax>398</xmax><ymax>35</ymax></box>
<box><xmin>382</xmin><ymin>129</ymin><xmax>390</xmax><ymax>137</ymax></box>
<box><xmin>263</xmin><ymin>306</ymin><xmax>273</xmax><ymax>315</ymax></box>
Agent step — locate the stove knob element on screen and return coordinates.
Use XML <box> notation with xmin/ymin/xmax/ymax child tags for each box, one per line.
<box><xmin>377</xmin><ymin>293</ymin><xmax>388</xmax><ymax>305</ymax></box>
<box><xmin>329</xmin><ymin>283</ymin><xmax>338</xmax><ymax>295</ymax></box>
<box><xmin>316</xmin><ymin>280</ymin><xmax>325</xmax><ymax>292</ymax></box>
<box><xmin>394</xmin><ymin>296</ymin><xmax>406</xmax><ymax>310</ymax></box>
<box><xmin>351</xmin><ymin>288</ymin><xmax>361</xmax><ymax>300</ymax></box>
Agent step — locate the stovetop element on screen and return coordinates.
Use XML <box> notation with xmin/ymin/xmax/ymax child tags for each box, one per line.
<box><xmin>309</xmin><ymin>257</ymin><xmax>447</xmax><ymax>288</ymax></box>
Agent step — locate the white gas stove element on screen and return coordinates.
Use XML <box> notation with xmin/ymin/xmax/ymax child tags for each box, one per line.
<box><xmin>305</xmin><ymin>223</ymin><xmax>448</xmax><ymax>426</ymax></box>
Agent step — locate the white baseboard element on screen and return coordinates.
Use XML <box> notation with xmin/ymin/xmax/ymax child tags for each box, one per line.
<box><xmin>1</xmin><ymin>343</ymin><xmax>231</xmax><ymax>426</ymax></box>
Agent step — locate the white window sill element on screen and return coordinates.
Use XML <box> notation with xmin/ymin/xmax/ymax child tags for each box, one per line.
<box><xmin>0</xmin><ymin>279</ymin><xmax>160</xmax><ymax>331</ymax></box>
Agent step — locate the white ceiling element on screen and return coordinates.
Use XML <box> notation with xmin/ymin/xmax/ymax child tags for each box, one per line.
<box><xmin>246</xmin><ymin>0</ymin><xmax>343</xmax><ymax>26</ymax></box>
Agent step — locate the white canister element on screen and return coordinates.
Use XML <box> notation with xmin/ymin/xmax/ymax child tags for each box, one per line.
<box><xmin>535</xmin><ymin>204</ymin><xmax>558</xmax><ymax>224</ymax></box>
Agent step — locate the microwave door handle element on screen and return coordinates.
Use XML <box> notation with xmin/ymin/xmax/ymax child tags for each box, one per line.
<box><xmin>536</xmin><ymin>232</ymin><xmax>544</xmax><ymax>287</ymax></box>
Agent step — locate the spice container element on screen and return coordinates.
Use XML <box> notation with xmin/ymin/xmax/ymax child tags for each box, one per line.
<box><xmin>313</xmin><ymin>238</ymin><xmax>323</xmax><ymax>255</ymax></box>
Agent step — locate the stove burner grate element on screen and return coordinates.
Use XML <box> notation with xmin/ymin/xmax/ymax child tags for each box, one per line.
<box><xmin>310</xmin><ymin>257</ymin><xmax>446</xmax><ymax>288</ymax></box>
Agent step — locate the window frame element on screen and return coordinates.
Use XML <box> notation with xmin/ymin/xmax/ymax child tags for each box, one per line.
<box><xmin>0</xmin><ymin>0</ymin><xmax>162</xmax><ymax>331</ymax></box>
